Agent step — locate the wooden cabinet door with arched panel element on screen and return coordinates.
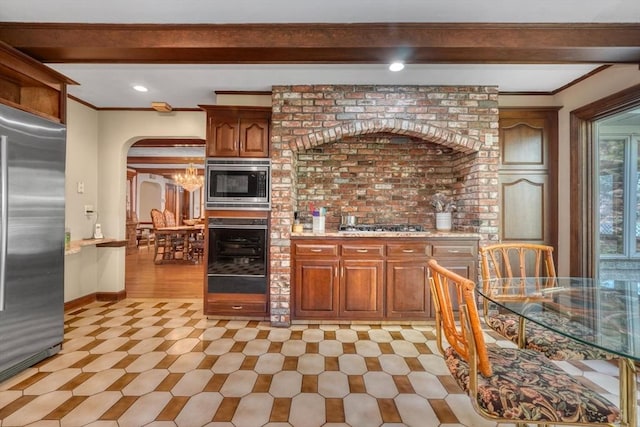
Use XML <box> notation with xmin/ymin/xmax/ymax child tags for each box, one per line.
<box><xmin>498</xmin><ymin>108</ymin><xmax>558</xmax><ymax>250</ymax></box>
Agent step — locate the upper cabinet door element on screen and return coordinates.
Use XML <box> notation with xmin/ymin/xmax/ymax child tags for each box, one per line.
<box><xmin>208</xmin><ymin>115</ymin><xmax>239</xmax><ymax>157</ymax></box>
<box><xmin>239</xmin><ymin>117</ymin><xmax>269</xmax><ymax>157</ymax></box>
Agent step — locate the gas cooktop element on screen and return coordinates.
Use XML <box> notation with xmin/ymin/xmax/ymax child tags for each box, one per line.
<box><xmin>338</xmin><ymin>224</ymin><xmax>425</xmax><ymax>232</ymax></box>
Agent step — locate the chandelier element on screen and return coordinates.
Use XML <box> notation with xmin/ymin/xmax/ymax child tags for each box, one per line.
<box><xmin>173</xmin><ymin>163</ymin><xmax>204</xmax><ymax>193</ymax></box>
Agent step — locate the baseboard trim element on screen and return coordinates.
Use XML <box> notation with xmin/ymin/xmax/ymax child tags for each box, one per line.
<box><xmin>64</xmin><ymin>294</ymin><xmax>96</xmax><ymax>312</ymax></box>
<box><xmin>64</xmin><ymin>290</ymin><xmax>127</xmax><ymax>312</ymax></box>
<box><xmin>96</xmin><ymin>290</ymin><xmax>127</xmax><ymax>302</ymax></box>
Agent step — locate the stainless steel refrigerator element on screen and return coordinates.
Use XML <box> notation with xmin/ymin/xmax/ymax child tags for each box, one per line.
<box><xmin>0</xmin><ymin>103</ymin><xmax>66</xmax><ymax>382</ymax></box>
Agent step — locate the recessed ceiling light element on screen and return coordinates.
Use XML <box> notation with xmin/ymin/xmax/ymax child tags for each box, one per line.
<box><xmin>133</xmin><ymin>85</ymin><xmax>148</xmax><ymax>92</ymax></box>
<box><xmin>389</xmin><ymin>62</ymin><xmax>405</xmax><ymax>72</ymax></box>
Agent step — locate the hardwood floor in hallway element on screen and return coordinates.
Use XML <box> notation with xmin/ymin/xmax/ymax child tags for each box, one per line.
<box><xmin>125</xmin><ymin>244</ymin><xmax>205</xmax><ymax>298</ymax></box>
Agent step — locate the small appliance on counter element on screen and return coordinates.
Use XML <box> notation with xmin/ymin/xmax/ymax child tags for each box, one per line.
<box><xmin>341</xmin><ymin>214</ymin><xmax>356</xmax><ymax>227</ymax></box>
<box><xmin>93</xmin><ymin>223</ymin><xmax>103</xmax><ymax>239</ymax></box>
<box><xmin>292</xmin><ymin>212</ymin><xmax>303</xmax><ymax>233</ymax></box>
<box><xmin>312</xmin><ymin>207</ymin><xmax>326</xmax><ymax>233</ymax></box>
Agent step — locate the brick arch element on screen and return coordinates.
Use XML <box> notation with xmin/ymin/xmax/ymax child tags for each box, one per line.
<box><xmin>288</xmin><ymin>118</ymin><xmax>482</xmax><ymax>153</ymax></box>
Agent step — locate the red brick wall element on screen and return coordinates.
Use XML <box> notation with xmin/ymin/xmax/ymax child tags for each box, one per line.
<box><xmin>296</xmin><ymin>136</ymin><xmax>458</xmax><ymax>229</ymax></box>
<box><xmin>269</xmin><ymin>85</ymin><xmax>499</xmax><ymax>326</ymax></box>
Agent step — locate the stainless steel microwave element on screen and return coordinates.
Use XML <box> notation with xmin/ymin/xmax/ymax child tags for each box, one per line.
<box><xmin>205</xmin><ymin>158</ymin><xmax>271</xmax><ymax>210</ymax></box>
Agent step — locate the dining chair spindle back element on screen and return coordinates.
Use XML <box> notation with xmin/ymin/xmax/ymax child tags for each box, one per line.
<box><xmin>427</xmin><ymin>259</ymin><xmax>619</xmax><ymax>426</ymax></box>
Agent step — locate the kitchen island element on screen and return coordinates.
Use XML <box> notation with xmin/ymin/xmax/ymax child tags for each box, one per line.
<box><xmin>291</xmin><ymin>230</ymin><xmax>479</xmax><ymax>321</ymax></box>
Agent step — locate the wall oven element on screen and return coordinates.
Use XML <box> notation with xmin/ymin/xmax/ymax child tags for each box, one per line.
<box><xmin>205</xmin><ymin>157</ymin><xmax>271</xmax><ymax>210</ymax></box>
<box><xmin>207</xmin><ymin>217</ymin><xmax>268</xmax><ymax>296</ymax></box>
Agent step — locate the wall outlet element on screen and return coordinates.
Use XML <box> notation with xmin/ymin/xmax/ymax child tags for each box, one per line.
<box><xmin>84</xmin><ymin>205</ymin><xmax>94</xmax><ymax>215</ymax></box>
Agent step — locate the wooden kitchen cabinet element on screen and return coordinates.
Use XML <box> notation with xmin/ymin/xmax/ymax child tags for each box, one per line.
<box><xmin>0</xmin><ymin>42</ymin><xmax>76</xmax><ymax>123</ymax></box>
<box><xmin>339</xmin><ymin>243</ymin><xmax>384</xmax><ymax>319</ymax></box>
<box><xmin>386</xmin><ymin>241</ymin><xmax>431</xmax><ymax>318</ymax></box>
<box><xmin>294</xmin><ymin>259</ymin><xmax>339</xmax><ymax>317</ymax></box>
<box><xmin>430</xmin><ymin>238</ymin><xmax>478</xmax><ymax>280</ymax></box>
<box><xmin>293</xmin><ymin>242</ymin><xmax>339</xmax><ymax>318</ymax></box>
<box><xmin>201</xmin><ymin>106</ymin><xmax>271</xmax><ymax>157</ymax></box>
<box><xmin>292</xmin><ymin>236</ymin><xmax>478</xmax><ymax>321</ymax></box>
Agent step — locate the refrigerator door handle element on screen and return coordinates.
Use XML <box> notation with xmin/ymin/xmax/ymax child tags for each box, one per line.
<box><xmin>0</xmin><ymin>135</ymin><xmax>6</xmax><ymax>311</ymax></box>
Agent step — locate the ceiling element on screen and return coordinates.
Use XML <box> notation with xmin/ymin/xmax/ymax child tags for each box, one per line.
<box><xmin>1</xmin><ymin>0</ymin><xmax>639</xmax><ymax>175</ymax></box>
<box><xmin>0</xmin><ymin>0</ymin><xmax>639</xmax><ymax>109</ymax></box>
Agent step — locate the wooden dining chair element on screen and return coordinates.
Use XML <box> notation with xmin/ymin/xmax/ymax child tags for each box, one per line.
<box><xmin>150</xmin><ymin>208</ymin><xmax>170</xmax><ymax>262</ymax></box>
<box><xmin>428</xmin><ymin>260</ymin><xmax>619</xmax><ymax>426</ymax></box>
<box><xmin>479</xmin><ymin>243</ymin><xmax>614</xmax><ymax>360</ymax></box>
<box><xmin>150</xmin><ymin>208</ymin><xmax>166</xmax><ymax>229</ymax></box>
<box><xmin>163</xmin><ymin>209</ymin><xmax>177</xmax><ymax>227</ymax></box>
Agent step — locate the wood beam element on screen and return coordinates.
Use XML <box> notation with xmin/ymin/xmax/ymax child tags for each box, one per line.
<box><xmin>132</xmin><ymin>138</ymin><xmax>205</xmax><ymax>147</ymax></box>
<box><xmin>1</xmin><ymin>23</ymin><xmax>639</xmax><ymax>64</ymax></box>
<box><xmin>127</xmin><ymin>167</ymin><xmax>204</xmax><ymax>177</ymax></box>
<box><xmin>127</xmin><ymin>156</ymin><xmax>204</xmax><ymax>164</ymax></box>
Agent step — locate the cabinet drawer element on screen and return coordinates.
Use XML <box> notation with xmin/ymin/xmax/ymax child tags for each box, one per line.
<box><xmin>208</xmin><ymin>301</ymin><xmax>267</xmax><ymax>315</ymax></box>
<box><xmin>206</xmin><ymin>294</ymin><xmax>267</xmax><ymax>316</ymax></box>
<box><xmin>386</xmin><ymin>242</ymin><xmax>430</xmax><ymax>257</ymax></box>
<box><xmin>431</xmin><ymin>240</ymin><xmax>477</xmax><ymax>258</ymax></box>
<box><xmin>341</xmin><ymin>244</ymin><xmax>384</xmax><ymax>257</ymax></box>
<box><xmin>294</xmin><ymin>244</ymin><xmax>339</xmax><ymax>257</ymax></box>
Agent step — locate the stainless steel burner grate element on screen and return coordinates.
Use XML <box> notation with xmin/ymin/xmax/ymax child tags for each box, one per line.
<box><xmin>338</xmin><ymin>224</ymin><xmax>425</xmax><ymax>232</ymax></box>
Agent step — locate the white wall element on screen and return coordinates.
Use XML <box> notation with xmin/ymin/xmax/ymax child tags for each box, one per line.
<box><xmin>95</xmin><ymin>110</ymin><xmax>206</xmax><ymax>294</ymax></box>
<box><xmin>64</xmin><ymin>99</ymin><xmax>100</xmax><ymax>301</ymax></box>
<box><xmin>64</xmin><ymin>72</ymin><xmax>640</xmax><ymax>301</ymax></box>
<box><xmin>65</xmin><ymin>100</ymin><xmax>100</xmax><ymax>240</ymax></box>
<box><xmin>138</xmin><ymin>176</ymin><xmax>165</xmax><ymax>222</ymax></box>
<box><xmin>63</xmin><ymin>104</ymin><xmax>206</xmax><ymax>301</ymax></box>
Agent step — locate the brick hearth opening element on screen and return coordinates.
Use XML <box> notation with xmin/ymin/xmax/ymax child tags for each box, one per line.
<box><xmin>268</xmin><ymin>85</ymin><xmax>500</xmax><ymax>326</ymax></box>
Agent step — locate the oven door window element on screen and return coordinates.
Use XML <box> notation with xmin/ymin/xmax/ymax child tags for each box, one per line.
<box><xmin>208</xmin><ymin>227</ymin><xmax>266</xmax><ymax>277</ymax></box>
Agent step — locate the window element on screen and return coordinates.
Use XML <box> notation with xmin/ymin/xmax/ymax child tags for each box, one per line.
<box><xmin>569</xmin><ymin>83</ymin><xmax>640</xmax><ymax>278</ymax></box>
<box><xmin>596</xmin><ymin>113</ymin><xmax>640</xmax><ymax>280</ymax></box>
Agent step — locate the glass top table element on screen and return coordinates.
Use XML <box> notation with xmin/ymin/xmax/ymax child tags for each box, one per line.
<box><xmin>477</xmin><ymin>277</ymin><xmax>640</xmax><ymax>427</ymax></box>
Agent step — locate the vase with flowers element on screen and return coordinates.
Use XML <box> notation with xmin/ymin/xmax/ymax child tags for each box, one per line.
<box><xmin>431</xmin><ymin>192</ymin><xmax>456</xmax><ymax>231</ymax></box>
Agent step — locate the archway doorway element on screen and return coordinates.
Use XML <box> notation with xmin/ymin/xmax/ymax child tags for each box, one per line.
<box><xmin>125</xmin><ymin>138</ymin><xmax>206</xmax><ymax>298</ymax></box>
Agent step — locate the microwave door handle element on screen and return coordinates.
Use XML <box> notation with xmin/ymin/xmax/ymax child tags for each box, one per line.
<box><xmin>0</xmin><ymin>136</ymin><xmax>7</xmax><ymax>311</ymax></box>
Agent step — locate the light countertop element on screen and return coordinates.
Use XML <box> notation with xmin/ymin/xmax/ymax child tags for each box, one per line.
<box><xmin>291</xmin><ymin>230</ymin><xmax>480</xmax><ymax>238</ymax></box>
<box><xmin>65</xmin><ymin>238</ymin><xmax>118</xmax><ymax>255</ymax></box>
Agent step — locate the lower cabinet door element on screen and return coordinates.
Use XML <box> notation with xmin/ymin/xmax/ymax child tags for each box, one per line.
<box><xmin>386</xmin><ymin>259</ymin><xmax>430</xmax><ymax>318</ymax></box>
<box><xmin>294</xmin><ymin>259</ymin><xmax>339</xmax><ymax>318</ymax></box>
<box><xmin>339</xmin><ymin>259</ymin><xmax>384</xmax><ymax>319</ymax></box>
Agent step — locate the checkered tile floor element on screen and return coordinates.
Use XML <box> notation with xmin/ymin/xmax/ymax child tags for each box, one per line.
<box><xmin>0</xmin><ymin>299</ymin><xmax>627</xmax><ymax>426</ymax></box>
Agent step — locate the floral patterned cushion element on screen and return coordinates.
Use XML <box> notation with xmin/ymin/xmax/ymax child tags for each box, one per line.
<box><xmin>444</xmin><ymin>346</ymin><xmax>620</xmax><ymax>424</ymax></box>
<box><xmin>487</xmin><ymin>312</ymin><xmax>616</xmax><ymax>360</ymax></box>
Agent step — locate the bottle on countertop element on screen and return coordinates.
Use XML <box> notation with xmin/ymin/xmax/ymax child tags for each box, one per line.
<box><xmin>293</xmin><ymin>211</ymin><xmax>303</xmax><ymax>233</ymax></box>
<box><xmin>65</xmin><ymin>227</ymin><xmax>71</xmax><ymax>250</ymax></box>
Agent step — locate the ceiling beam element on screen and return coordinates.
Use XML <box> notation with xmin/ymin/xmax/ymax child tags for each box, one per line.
<box><xmin>132</xmin><ymin>138</ymin><xmax>205</xmax><ymax>147</ymax></box>
<box><xmin>127</xmin><ymin>167</ymin><xmax>204</xmax><ymax>177</ymax></box>
<box><xmin>127</xmin><ymin>156</ymin><xmax>204</xmax><ymax>164</ymax></box>
<box><xmin>1</xmin><ymin>23</ymin><xmax>639</xmax><ymax>64</ymax></box>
